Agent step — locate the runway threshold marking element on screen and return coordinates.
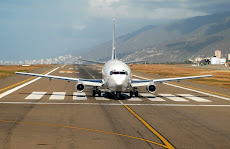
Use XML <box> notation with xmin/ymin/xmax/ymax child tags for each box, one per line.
<box><xmin>139</xmin><ymin>93</ymin><xmax>165</xmax><ymax>101</ymax></box>
<box><xmin>0</xmin><ymin>67</ymin><xmax>59</xmax><ymax>99</ymax></box>
<box><xmin>122</xmin><ymin>103</ymin><xmax>175</xmax><ymax>149</ymax></box>
<box><xmin>132</xmin><ymin>74</ymin><xmax>230</xmax><ymax>101</ymax></box>
<box><xmin>49</xmin><ymin>92</ymin><xmax>66</xmax><ymax>100</ymax></box>
<box><xmin>25</xmin><ymin>92</ymin><xmax>47</xmax><ymax>100</ymax></box>
<box><xmin>0</xmin><ymin>120</ymin><xmax>169</xmax><ymax>148</ymax></box>
<box><xmin>177</xmin><ymin>94</ymin><xmax>211</xmax><ymax>102</ymax></box>
<box><xmin>158</xmin><ymin>94</ymin><xmax>188</xmax><ymax>102</ymax></box>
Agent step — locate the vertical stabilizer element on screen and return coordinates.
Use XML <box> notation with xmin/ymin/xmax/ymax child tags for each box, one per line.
<box><xmin>111</xmin><ymin>19</ymin><xmax>116</xmax><ymax>60</ymax></box>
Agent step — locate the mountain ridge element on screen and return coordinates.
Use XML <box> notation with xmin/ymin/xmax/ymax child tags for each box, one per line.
<box><xmin>81</xmin><ymin>12</ymin><xmax>230</xmax><ymax>63</ymax></box>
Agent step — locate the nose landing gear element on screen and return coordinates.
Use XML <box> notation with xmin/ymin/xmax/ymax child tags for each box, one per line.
<box><xmin>115</xmin><ymin>91</ymin><xmax>121</xmax><ymax>99</ymax></box>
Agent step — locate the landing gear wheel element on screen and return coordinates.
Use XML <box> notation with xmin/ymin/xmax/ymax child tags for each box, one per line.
<box><xmin>93</xmin><ymin>90</ymin><xmax>96</xmax><ymax>97</ymax></box>
<box><xmin>130</xmin><ymin>91</ymin><xmax>133</xmax><ymax>97</ymax></box>
<box><xmin>98</xmin><ymin>90</ymin><xmax>101</xmax><ymax>97</ymax></box>
<box><xmin>115</xmin><ymin>92</ymin><xmax>121</xmax><ymax>99</ymax></box>
<box><xmin>134</xmin><ymin>91</ymin><xmax>138</xmax><ymax>97</ymax></box>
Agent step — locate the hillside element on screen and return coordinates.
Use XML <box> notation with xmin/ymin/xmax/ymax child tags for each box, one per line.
<box><xmin>81</xmin><ymin>12</ymin><xmax>230</xmax><ymax>63</ymax></box>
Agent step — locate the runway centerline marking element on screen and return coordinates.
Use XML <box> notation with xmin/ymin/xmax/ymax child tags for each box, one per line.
<box><xmin>0</xmin><ymin>120</ymin><xmax>169</xmax><ymax>148</ymax></box>
<box><xmin>0</xmin><ymin>67</ymin><xmax>59</xmax><ymax>99</ymax></box>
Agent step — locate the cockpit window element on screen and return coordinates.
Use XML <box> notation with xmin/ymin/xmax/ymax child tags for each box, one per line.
<box><xmin>110</xmin><ymin>71</ymin><xmax>128</xmax><ymax>75</ymax></box>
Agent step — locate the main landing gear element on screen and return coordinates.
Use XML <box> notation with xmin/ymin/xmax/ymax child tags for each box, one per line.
<box><xmin>130</xmin><ymin>87</ymin><xmax>138</xmax><ymax>97</ymax></box>
<box><xmin>92</xmin><ymin>87</ymin><xmax>101</xmax><ymax>97</ymax></box>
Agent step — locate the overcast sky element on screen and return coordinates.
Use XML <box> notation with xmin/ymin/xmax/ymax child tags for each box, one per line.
<box><xmin>1</xmin><ymin>0</ymin><xmax>230</xmax><ymax>61</ymax></box>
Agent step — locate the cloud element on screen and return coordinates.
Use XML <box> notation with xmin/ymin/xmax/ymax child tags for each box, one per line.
<box><xmin>72</xmin><ymin>24</ymin><xmax>86</xmax><ymax>31</ymax></box>
<box><xmin>87</xmin><ymin>0</ymin><xmax>208</xmax><ymax>19</ymax></box>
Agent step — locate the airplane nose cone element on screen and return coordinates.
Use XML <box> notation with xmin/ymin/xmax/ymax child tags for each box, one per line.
<box><xmin>111</xmin><ymin>75</ymin><xmax>128</xmax><ymax>91</ymax></box>
<box><xmin>114</xmin><ymin>76</ymin><xmax>126</xmax><ymax>85</ymax></box>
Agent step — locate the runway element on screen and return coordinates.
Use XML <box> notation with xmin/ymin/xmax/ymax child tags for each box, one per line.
<box><xmin>0</xmin><ymin>64</ymin><xmax>230</xmax><ymax>149</ymax></box>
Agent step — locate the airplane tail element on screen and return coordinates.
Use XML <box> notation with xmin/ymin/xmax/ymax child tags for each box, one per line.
<box><xmin>111</xmin><ymin>19</ymin><xmax>116</xmax><ymax>60</ymax></box>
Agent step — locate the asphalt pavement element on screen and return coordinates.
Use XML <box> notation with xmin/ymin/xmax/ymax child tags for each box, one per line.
<box><xmin>0</xmin><ymin>64</ymin><xmax>230</xmax><ymax>149</ymax></box>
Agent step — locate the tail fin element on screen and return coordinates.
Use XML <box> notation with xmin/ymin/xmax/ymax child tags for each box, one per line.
<box><xmin>111</xmin><ymin>19</ymin><xmax>116</xmax><ymax>60</ymax></box>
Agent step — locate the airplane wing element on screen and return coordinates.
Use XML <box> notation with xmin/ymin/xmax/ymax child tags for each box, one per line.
<box><xmin>131</xmin><ymin>75</ymin><xmax>212</xmax><ymax>87</ymax></box>
<box><xmin>125</xmin><ymin>60</ymin><xmax>146</xmax><ymax>64</ymax></box>
<box><xmin>78</xmin><ymin>58</ymin><xmax>105</xmax><ymax>64</ymax></box>
<box><xmin>15</xmin><ymin>72</ymin><xmax>103</xmax><ymax>86</ymax></box>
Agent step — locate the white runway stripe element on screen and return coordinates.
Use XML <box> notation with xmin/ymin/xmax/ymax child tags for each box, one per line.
<box><xmin>25</xmin><ymin>92</ymin><xmax>46</xmax><ymax>100</ymax></box>
<box><xmin>0</xmin><ymin>67</ymin><xmax>59</xmax><ymax>99</ymax></box>
<box><xmin>177</xmin><ymin>94</ymin><xmax>211</xmax><ymax>102</ymax></box>
<box><xmin>49</xmin><ymin>92</ymin><xmax>66</xmax><ymax>100</ymax></box>
<box><xmin>95</xmin><ymin>96</ymin><xmax>110</xmax><ymax>101</ymax></box>
<box><xmin>140</xmin><ymin>93</ymin><xmax>165</xmax><ymax>101</ymax></box>
<box><xmin>127</xmin><ymin>97</ymin><xmax>142</xmax><ymax>101</ymax></box>
<box><xmin>73</xmin><ymin>92</ymin><xmax>87</xmax><ymax>100</ymax></box>
<box><xmin>158</xmin><ymin>94</ymin><xmax>188</xmax><ymax>102</ymax></box>
<box><xmin>132</xmin><ymin>74</ymin><xmax>230</xmax><ymax>101</ymax></box>
<box><xmin>123</xmin><ymin>93</ymin><xmax>142</xmax><ymax>101</ymax></box>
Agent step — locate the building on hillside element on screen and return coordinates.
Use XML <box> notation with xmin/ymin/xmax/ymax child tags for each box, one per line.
<box><xmin>195</xmin><ymin>57</ymin><xmax>203</xmax><ymax>62</ymax></box>
<box><xmin>215</xmin><ymin>50</ymin><xmax>221</xmax><ymax>59</ymax></box>
<box><xmin>211</xmin><ymin>57</ymin><xmax>226</xmax><ymax>65</ymax></box>
<box><xmin>228</xmin><ymin>54</ymin><xmax>230</xmax><ymax>61</ymax></box>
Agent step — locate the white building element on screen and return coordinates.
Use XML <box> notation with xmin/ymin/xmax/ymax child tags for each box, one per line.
<box><xmin>228</xmin><ymin>54</ymin><xmax>230</xmax><ymax>61</ymax></box>
<box><xmin>211</xmin><ymin>57</ymin><xmax>226</xmax><ymax>65</ymax></box>
<box><xmin>215</xmin><ymin>50</ymin><xmax>221</xmax><ymax>59</ymax></box>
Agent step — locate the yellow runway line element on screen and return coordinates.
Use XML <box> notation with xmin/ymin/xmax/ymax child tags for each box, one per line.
<box><xmin>0</xmin><ymin>67</ymin><xmax>58</xmax><ymax>92</ymax></box>
<box><xmin>123</xmin><ymin>105</ymin><xmax>175</xmax><ymax>149</ymax></box>
<box><xmin>0</xmin><ymin>120</ymin><xmax>168</xmax><ymax>148</ymax></box>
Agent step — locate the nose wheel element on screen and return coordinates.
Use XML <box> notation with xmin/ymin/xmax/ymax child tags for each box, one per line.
<box><xmin>115</xmin><ymin>92</ymin><xmax>121</xmax><ymax>99</ymax></box>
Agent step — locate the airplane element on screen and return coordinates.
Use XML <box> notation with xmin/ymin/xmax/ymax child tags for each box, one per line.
<box><xmin>16</xmin><ymin>19</ymin><xmax>212</xmax><ymax>99</ymax></box>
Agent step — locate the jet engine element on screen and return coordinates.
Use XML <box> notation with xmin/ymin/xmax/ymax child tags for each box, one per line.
<box><xmin>146</xmin><ymin>82</ymin><xmax>157</xmax><ymax>93</ymax></box>
<box><xmin>76</xmin><ymin>83</ymin><xmax>85</xmax><ymax>92</ymax></box>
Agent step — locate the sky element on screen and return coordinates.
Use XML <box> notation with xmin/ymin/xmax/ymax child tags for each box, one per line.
<box><xmin>1</xmin><ymin>0</ymin><xmax>230</xmax><ymax>61</ymax></box>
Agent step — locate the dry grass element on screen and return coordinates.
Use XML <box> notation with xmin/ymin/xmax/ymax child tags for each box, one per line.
<box><xmin>0</xmin><ymin>65</ymin><xmax>52</xmax><ymax>79</ymax></box>
<box><xmin>130</xmin><ymin>64</ymin><xmax>230</xmax><ymax>89</ymax></box>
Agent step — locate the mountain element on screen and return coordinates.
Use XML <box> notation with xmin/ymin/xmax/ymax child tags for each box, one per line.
<box><xmin>81</xmin><ymin>12</ymin><xmax>230</xmax><ymax>63</ymax></box>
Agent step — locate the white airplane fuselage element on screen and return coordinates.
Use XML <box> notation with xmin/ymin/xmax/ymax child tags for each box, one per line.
<box><xmin>102</xmin><ymin>59</ymin><xmax>132</xmax><ymax>92</ymax></box>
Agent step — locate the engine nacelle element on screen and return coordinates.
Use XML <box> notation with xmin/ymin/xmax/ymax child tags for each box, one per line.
<box><xmin>75</xmin><ymin>83</ymin><xmax>85</xmax><ymax>92</ymax></box>
<box><xmin>146</xmin><ymin>82</ymin><xmax>157</xmax><ymax>93</ymax></box>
